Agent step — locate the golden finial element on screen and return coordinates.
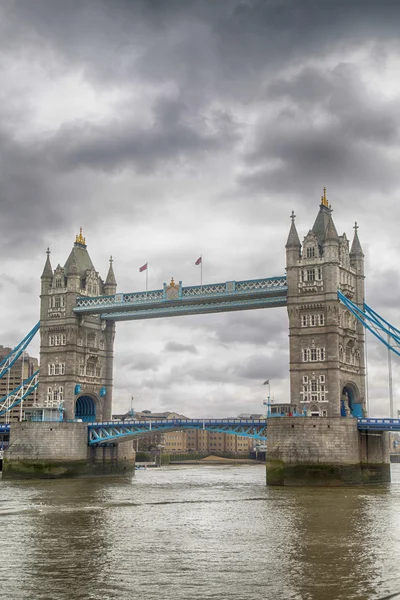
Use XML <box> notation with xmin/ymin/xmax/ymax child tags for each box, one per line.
<box><xmin>170</xmin><ymin>277</ymin><xmax>176</xmax><ymax>287</ymax></box>
<box><xmin>75</xmin><ymin>227</ymin><xmax>86</xmax><ymax>245</ymax></box>
<box><xmin>321</xmin><ymin>186</ymin><xmax>329</xmax><ymax>208</ymax></box>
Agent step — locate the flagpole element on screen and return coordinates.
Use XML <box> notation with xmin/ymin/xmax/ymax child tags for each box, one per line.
<box><xmin>200</xmin><ymin>254</ymin><xmax>203</xmax><ymax>291</ymax></box>
<box><xmin>146</xmin><ymin>264</ymin><xmax>148</xmax><ymax>292</ymax></box>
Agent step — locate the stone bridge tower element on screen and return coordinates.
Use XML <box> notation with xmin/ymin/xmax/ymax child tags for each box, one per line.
<box><xmin>286</xmin><ymin>189</ymin><xmax>366</xmax><ymax>417</ymax></box>
<box><xmin>39</xmin><ymin>229</ymin><xmax>116</xmax><ymax>422</ymax></box>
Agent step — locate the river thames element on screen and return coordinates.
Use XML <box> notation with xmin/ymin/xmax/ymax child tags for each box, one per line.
<box><xmin>1</xmin><ymin>464</ymin><xmax>400</xmax><ymax>600</ymax></box>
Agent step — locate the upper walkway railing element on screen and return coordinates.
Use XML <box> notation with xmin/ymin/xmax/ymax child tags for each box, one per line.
<box><xmin>73</xmin><ymin>276</ymin><xmax>288</xmax><ymax>321</ymax></box>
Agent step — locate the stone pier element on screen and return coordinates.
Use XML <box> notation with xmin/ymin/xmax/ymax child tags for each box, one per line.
<box><xmin>266</xmin><ymin>417</ymin><xmax>390</xmax><ymax>486</ymax></box>
<box><xmin>2</xmin><ymin>422</ymin><xmax>135</xmax><ymax>479</ymax></box>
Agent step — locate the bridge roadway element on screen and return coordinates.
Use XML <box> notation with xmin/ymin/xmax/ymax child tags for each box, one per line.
<box><xmin>87</xmin><ymin>417</ymin><xmax>400</xmax><ymax>444</ymax></box>
<box><xmin>2</xmin><ymin>418</ymin><xmax>400</xmax><ymax>446</ymax></box>
<box><xmin>73</xmin><ymin>276</ymin><xmax>288</xmax><ymax>321</ymax></box>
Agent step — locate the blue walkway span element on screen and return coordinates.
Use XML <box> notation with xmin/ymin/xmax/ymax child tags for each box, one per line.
<box><xmin>73</xmin><ymin>276</ymin><xmax>288</xmax><ymax>321</ymax></box>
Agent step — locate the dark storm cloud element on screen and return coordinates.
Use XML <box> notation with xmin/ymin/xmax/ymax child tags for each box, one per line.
<box><xmin>241</xmin><ymin>63</ymin><xmax>400</xmax><ymax>197</ymax></box>
<box><xmin>45</xmin><ymin>97</ymin><xmax>238</xmax><ymax>173</ymax></box>
<box><xmin>4</xmin><ymin>1</ymin><xmax>400</xmax><ymax>93</ymax></box>
<box><xmin>1</xmin><ymin>0</ymin><xmax>400</xmax><ymax>254</ymax></box>
<box><xmin>164</xmin><ymin>341</ymin><xmax>198</xmax><ymax>354</ymax></box>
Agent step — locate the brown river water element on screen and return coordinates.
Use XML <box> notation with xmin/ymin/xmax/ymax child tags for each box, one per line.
<box><xmin>1</xmin><ymin>464</ymin><xmax>400</xmax><ymax>600</ymax></box>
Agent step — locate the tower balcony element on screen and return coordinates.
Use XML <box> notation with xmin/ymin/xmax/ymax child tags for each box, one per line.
<box><xmin>298</xmin><ymin>280</ymin><xmax>324</xmax><ymax>294</ymax></box>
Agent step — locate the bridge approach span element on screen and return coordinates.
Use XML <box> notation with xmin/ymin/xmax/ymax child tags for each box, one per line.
<box><xmin>88</xmin><ymin>418</ymin><xmax>268</xmax><ymax>445</ymax></box>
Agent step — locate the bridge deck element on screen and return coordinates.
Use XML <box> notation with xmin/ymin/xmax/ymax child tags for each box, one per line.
<box><xmin>3</xmin><ymin>418</ymin><xmax>400</xmax><ymax>446</ymax></box>
<box><xmin>73</xmin><ymin>276</ymin><xmax>288</xmax><ymax>320</ymax></box>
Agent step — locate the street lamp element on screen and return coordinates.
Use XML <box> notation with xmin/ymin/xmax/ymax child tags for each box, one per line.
<box><xmin>262</xmin><ymin>379</ymin><xmax>271</xmax><ymax>417</ymax></box>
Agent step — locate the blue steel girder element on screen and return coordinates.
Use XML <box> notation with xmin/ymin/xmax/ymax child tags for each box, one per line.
<box><xmin>338</xmin><ymin>290</ymin><xmax>400</xmax><ymax>357</ymax></box>
<box><xmin>0</xmin><ymin>322</ymin><xmax>40</xmax><ymax>380</ymax></box>
<box><xmin>74</xmin><ymin>276</ymin><xmax>287</xmax><ymax>321</ymax></box>
<box><xmin>88</xmin><ymin>419</ymin><xmax>268</xmax><ymax>445</ymax></box>
<box><xmin>357</xmin><ymin>418</ymin><xmax>400</xmax><ymax>431</ymax></box>
<box><xmin>0</xmin><ymin>370</ymin><xmax>40</xmax><ymax>416</ymax></box>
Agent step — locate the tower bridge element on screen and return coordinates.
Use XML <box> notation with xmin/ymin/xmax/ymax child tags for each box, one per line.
<box><xmin>1</xmin><ymin>189</ymin><xmax>397</xmax><ymax>484</ymax></box>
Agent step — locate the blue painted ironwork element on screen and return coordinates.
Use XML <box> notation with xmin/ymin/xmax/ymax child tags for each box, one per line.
<box><xmin>0</xmin><ymin>370</ymin><xmax>39</xmax><ymax>416</ymax></box>
<box><xmin>357</xmin><ymin>418</ymin><xmax>400</xmax><ymax>431</ymax></box>
<box><xmin>73</xmin><ymin>276</ymin><xmax>287</xmax><ymax>321</ymax></box>
<box><xmin>338</xmin><ymin>290</ymin><xmax>400</xmax><ymax>357</ymax></box>
<box><xmin>0</xmin><ymin>424</ymin><xmax>10</xmax><ymax>434</ymax></box>
<box><xmin>88</xmin><ymin>418</ymin><xmax>268</xmax><ymax>445</ymax></box>
<box><xmin>0</xmin><ymin>322</ymin><xmax>40</xmax><ymax>380</ymax></box>
<box><xmin>75</xmin><ymin>395</ymin><xmax>96</xmax><ymax>422</ymax></box>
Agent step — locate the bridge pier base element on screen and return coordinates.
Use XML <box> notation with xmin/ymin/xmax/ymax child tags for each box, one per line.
<box><xmin>266</xmin><ymin>417</ymin><xmax>390</xmax><ymax>486</ymax></box>
<box><xmin>2</xmin><ymin>422</ymin><xmax>135</xmax><ymax>479</ymax></box>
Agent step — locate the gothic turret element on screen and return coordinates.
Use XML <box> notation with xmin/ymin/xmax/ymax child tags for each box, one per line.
<box><xmin>104</xmin><ymin>256</ymin><xmax>117</xmax><ymax>296</ymax></box>
<box><xmin>286</xmin><ymin>210</ymin><xmax>301</xmax><ymax>271</ymax></box>
<box><xmin>41</xmin><ymin>248</ymin><xmax>53</xmax><ymax>294</ymax></box>
<box><xmin>350</xmin><ymin>223</ymin><xmax>365</xmax><ymax>304</ymax></box>
<box><xmin>350</xmin><ymin>222</ymin><xmax>363</xmax><ymax>257</ymax></box>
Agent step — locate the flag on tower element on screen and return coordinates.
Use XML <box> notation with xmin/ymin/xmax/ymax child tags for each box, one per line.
<box><xmin>195</xmin><ymin>256</ymin><xmax>202</xmax><ymax>266</ymax></box>
<box><xmin>139</xmin><ymin>262</ymin><xmax>148</xmax><ymax>272</ymax></box>
<box><xmin>263</xmin><ymin>380</ymin><xmax>269</xmax><ymax>385</ymax></box>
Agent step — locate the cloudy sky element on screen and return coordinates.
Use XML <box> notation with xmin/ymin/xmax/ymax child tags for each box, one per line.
<box><xmin>1</xmin><ymin>0</ymin><xmax>400</xmax><ymax>418</ymax></box>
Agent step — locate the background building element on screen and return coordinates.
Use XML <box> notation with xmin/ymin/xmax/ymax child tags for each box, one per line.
<box><xmin>113</xmin><ymin>410</ymin><xmax>254</xmax><ymax>455</ymax></box>
<box><xmin>0</xmin><ymin>347</ymin><xmax>39</xmax><ymax>424</ymax></box>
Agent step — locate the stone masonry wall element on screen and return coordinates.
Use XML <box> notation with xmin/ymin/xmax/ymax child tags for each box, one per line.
<box><xmin>5</xmin><ymin>422</ymin><xmax>88</xmax><ymax>461</ymax></box>
<box><xmin>267</xmin><ymin>417</ymin><xmax>360</xmax><ymax>465</ymax></box>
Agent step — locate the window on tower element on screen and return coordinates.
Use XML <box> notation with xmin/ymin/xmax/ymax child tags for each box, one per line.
<box><xmin>306</xmin><ymin>247</ymin><xmax>315</xmax><ymax>258</ymax></box>
<box><xmin>306</xmin><ymin>269</ymin><xmax>315</xmax><ymax>281</ymax></box>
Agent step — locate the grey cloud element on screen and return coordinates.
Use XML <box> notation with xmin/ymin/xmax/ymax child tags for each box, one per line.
<box><xmin>4</xmin><ymin>1</ymin><xmax>400</xmax><ymax>95</ymax></box>
<box><xmin>45</xmin><ymin>97</ymin><xmax>238</xmax><ymax>173</ymax></box>
<box><xmin>241</xmin><ymin>64</ymin><xmax>400</xmax><ymax>197</ymax></box>
<box><xmin>164</xmin><ymin>341</ymin><xmax>198</xmax><ymax>354</ymax></box>
<box><xmin>234</xmin><ymin>353</ymin><xmax>288</xmax><ymax>381</ymax></box>
<box><xmin>115</xmin><ymin>353</ymin><xmax>161</xmax><ymax>372</ymax></box>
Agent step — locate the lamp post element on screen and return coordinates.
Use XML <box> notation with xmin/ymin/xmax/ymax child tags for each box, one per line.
<box><xmin>263</xmin><ymin>380</ymin><xmax>271</xmax><ymax>417</ymax></box>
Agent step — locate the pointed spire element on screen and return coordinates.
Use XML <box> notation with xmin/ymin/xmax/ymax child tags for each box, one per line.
<box><xmin>350</xmin><ymin>222</ymin><xmax>364</xmax><ymax>256</ymax></box>
<box><xmin>286</xmin><ymin>210</ymin><xmax>301</xmax><ymax>248</ymax></box>
<box><xmin>41</xmin><ymin>247</ymin><xmax>53</xmax><ymax>279</ymax></box>
<box><xmin>105</xmin><ymin>256</ymin><xmax>117</xmax><ymax>286</ymax></box>
<box><xmin>324</xmin><ymin>213</ymin><xmax>339</xmax><ymax>241</ymax></box>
